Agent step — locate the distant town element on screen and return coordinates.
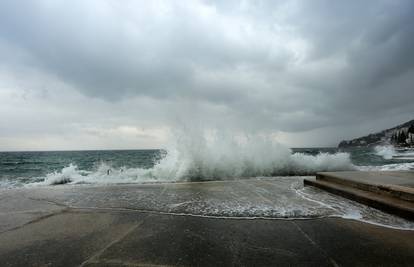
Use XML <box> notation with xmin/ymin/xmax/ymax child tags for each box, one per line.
<box><xmin>338</xmin><ymin>119</ymin><xmax>414</xmax><ymax>148</ymax></box>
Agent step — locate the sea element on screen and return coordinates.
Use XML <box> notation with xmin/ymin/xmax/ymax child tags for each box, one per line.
<box><xmin>1</xmin><ymin>145</ymin><xmax>413</xmax><ymax>189</ymax></box>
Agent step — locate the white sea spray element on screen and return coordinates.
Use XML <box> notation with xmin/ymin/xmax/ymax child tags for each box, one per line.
<box><xmin>32</xmin><ymin>131</ymin><xmax>355</xmax><ymax>186</ymax></box>
<box><xmin>374</xmin><ymin>145</ymin><xmax>395</xmax><ymax>160</ymax></box>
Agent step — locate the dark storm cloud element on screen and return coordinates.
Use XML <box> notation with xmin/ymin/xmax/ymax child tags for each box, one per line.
<box><xmin>0</xmin><ymin>0</ymin><xmax>414</xmax><ymax>149</ymax></box>
<box><xmin>0</xmin><ymin>0</ymin><xmax>289</xmax><ymax>101</ymax></box>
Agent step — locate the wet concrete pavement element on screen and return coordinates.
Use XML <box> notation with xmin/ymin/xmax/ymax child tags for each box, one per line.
<box><xmin>1</xmin><ymin>177</ymin><xmax>414</xmax><ymax>266</ymax></box>
<box><xmin>1</xmin><ymin>208</ymin><xmax>414</xmax><ymax>266</ymax></box>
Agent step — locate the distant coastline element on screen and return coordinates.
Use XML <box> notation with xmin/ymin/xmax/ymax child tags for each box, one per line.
<box><xmin>338</xmin><ymin>119</ymin><xmax>414</xmax><ymax>148</ymax></box>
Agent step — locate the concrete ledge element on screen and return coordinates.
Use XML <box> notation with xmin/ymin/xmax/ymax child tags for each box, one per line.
<box><xmin>304</xmin><ymin>177</ymin><xmax>414</xmax><ymax>220</ymax></box>
<box><xmin>316</xmin><ymin>171</ymin><xmax>414</xmax><ymax>201</ymax></box>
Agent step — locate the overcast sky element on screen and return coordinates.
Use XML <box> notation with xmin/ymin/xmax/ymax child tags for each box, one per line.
<box><xmin>0</xmin><ymin>0</ymin><xmax>413</xmax><ymax>150</ymax></box>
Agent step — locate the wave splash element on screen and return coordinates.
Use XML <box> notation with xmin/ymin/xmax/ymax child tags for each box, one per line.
<box><xmin>33</xmin><ymin>133</ymin><xmax>355</xmax><ymax>186</ymax></box>
<box><xmin>374</xmin><ymin>145</ymin><xmax>396</xmax><ymax>160</ymax></box>
<box><xmin>373</xmin><ymin>145</ymin><xmax>414</xmax><ymax>161</ymax></box>
<box><xmin>358</xmin><ymin>162</ymin><xmax>414</xmax><ymax>171</ymax></box>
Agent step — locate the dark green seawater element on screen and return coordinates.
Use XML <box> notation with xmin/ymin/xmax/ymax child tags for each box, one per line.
<box><xmin>0</xmin><ymin>147</ymin><xmax>413</xmax><ymax>188</ymax></box>
<box><xmin>0</xmin><ymin>150</ymin><xmax>163</xmax><ymax>188</ymax></box>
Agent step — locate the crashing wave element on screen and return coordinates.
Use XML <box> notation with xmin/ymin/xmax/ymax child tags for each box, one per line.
<box><xmin>358</xmin><ymin>162</ymin><xmax>414</xmax><ymax>171</ymax></box>
<box><xmin>31</xmin><ymin>133</ymin><xmax>355</xmax><ymax>186</ymax></box>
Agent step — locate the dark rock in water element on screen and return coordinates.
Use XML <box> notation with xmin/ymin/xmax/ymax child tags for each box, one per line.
<box><xmin>50</xmin><ymin>177</ymin><xmax>72</xmax><ymax>185</ymax></box>
<box><xmin>338</xmin><ymin>119</ymin><xmax>414</xmax><ymax>148</ymax></box>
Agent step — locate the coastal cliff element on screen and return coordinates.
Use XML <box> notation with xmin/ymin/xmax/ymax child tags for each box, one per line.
<box><xmin>338</xmin><ymin>119</ymin><xmax>414</xmax><ymax>148</ymax></box>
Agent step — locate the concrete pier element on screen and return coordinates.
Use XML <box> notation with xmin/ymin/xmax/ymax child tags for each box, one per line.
<box><xmin>1</xmin><ymin>176</ymin><xmax>414</xmax><ymax>266</ymax></box>
<box><xmin>304</xmin><ymin>171</ymin><xmax>414</xmax><ymax>220</ymax></box>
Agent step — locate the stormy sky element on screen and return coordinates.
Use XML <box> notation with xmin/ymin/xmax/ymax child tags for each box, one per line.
<box><xmin>0</xmin><ymin>0</ymin><xmax>413</xmax><ymax>150</ymax></box>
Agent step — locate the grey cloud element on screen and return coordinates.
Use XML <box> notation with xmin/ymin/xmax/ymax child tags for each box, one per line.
<box><xmin>0</xmin><ymin>0</ymin><xmax>414</xmax><ymax>149</ymax></box>
<box><xmin>0</xmin><ymin>1</ymin><xmax>291</xmax><ymax>100</ymax></box>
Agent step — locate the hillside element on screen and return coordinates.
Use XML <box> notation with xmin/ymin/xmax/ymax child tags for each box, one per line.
<box><xmin>338</xmin><ymin>119</ymin><xmax>414</xmax><ymax>148</ymax></box>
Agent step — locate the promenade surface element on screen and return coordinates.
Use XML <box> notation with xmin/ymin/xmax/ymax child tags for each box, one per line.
<box><xmin>1</xmin><ymin>176</ymin><xmax>413</xmax><ymax>266</ymax></box>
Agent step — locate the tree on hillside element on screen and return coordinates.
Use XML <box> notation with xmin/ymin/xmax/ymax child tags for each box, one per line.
<box><xmin>398</xmin><ymin>130</ymin><xmax>407</xmax><ymax>144</ymax></box>
<box><xmin>409</xmin><ymin>133</ymin><xmax>414</xmax><ymax>146</ymax></box>
<box><xmin>408</xmin><ymin>125</ymin><xmax>414</xmax><ymax>134</ymax></box>
<box><xmin>391</xmin><ymin>132</ymin><xmax>397</xmax><ymax>144</ymax></box>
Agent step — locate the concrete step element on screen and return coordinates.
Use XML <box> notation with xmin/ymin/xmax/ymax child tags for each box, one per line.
<box><xmin>316</xmin><ymin>172</ymin><xmax>414</xmax><ymax>202</ymax></box>
<box><xmin>304</xmin><ymin>178</ymin><xmax>414</xmax><ymax>220</ymax></box>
